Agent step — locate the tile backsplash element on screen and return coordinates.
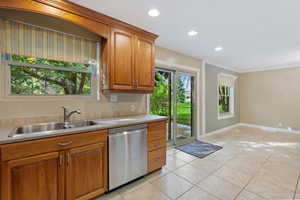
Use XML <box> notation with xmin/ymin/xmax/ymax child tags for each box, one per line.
<box><xmin>0</xmin><ymin>93</ymin><xmax>147</xmax><ymax>128</ymax></box>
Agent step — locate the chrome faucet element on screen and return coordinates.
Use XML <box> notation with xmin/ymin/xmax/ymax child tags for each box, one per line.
<box><xmin>62</xmin><ymin>107</ymin><xmax>81</xmax><ymax>123</ymax></box>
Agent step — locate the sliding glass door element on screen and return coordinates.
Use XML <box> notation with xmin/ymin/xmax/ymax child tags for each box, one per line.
<box><xmin>150</xmin><ymin>69</ymin><xmax>196</xmax><ymax>145</ymax></box>
<box><xmin>175</xmin><ymin>73</ymin><xmax>195</xmax><ymax>145</ymax></box>
<box><xmin>150</xmin><ymin>69</ymin><xmax>172</xmax><ymax>141</ymax></box>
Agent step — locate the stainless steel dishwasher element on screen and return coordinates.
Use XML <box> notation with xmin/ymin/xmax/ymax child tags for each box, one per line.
<box><xmin>108</xmin><ymin>124</ymin><xmax>148</xmax><ymax>190</ymax></box>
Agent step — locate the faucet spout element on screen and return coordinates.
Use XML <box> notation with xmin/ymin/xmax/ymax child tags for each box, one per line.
<box><xmin>62</xmin><ymin>107</ymin><xmax>81</xmax><ymax>123</ymax></box>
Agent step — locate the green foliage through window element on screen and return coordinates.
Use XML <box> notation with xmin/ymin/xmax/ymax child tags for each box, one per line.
<box><xmin>150</xmin><ymin>71</ymin><xmax>192</xmax><ymax>125</ymax></box>
<box><xmin>150</xmin><ymin>72</ymin><xmax>170</xmax><ymax>116</ymax></box>
<box><xmin>218</xmin><ymin>85</ymin><xmax>230</xmax><ymax>113</ymax></box>
<box><xmin>9</xmin><ymin>55</ymin><xmax>92</xmax><ymax>95</ymax></box>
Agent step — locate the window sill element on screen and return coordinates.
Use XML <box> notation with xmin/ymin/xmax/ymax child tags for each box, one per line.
<box><xmin>218</xmin><ymin>113</ymin><xmax>235</xmax><ymax>120</ymax></box>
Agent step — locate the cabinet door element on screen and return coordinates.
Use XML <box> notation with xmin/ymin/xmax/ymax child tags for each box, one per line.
<box><xmin>110</xmin><ymin>28</ymin><xmax>135</xmax><ymax>90</ymax></box>
<box><xmin>66</xmin><ymin>143</ymin><xmax>107</xmax><ymax>200</ymax></box>
<box><xmin>1</xmin><ymin>152</ymin><xmax>64</xmax><ymax>200</ymax></box>
<box><xmin>134</xmin><ymin>36</ymin><xmax>155</xmax><ymax>92</ymax></box>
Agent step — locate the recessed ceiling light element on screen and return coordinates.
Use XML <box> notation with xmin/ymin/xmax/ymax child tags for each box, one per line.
<box><xmin>214</xmin><ymin>46</ymin><xmax>223</xmax><ymax>52</ymax></box>
<box><xmin>148</xmin><ymin>9</ymin><xmax>160</xmax><ymax>17</ymax></box>
<box><xmin>188</xmin><ymin>30</ymin><xmax>198</xmax><ymax>36</ymax></box>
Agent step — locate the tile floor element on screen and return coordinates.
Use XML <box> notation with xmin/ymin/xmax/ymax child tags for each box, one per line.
<box><xmin>94</xmin><ymin>126</ymin><xmax>300</xmax><ymax>200</ymax></box>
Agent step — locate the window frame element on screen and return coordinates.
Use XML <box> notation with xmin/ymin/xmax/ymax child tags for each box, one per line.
<box><xmin>0</xmin><ymin>43</ymin><xmax>101</xmax><ymax>101</ymax></box>
<box><xmin>217</xmin><ymin>73</ymin><xmax>237</xmax><ymax>120</ymax></box>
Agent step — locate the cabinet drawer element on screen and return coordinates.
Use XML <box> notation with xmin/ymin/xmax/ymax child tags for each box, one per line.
<box><xmin>148</xmin><ymin>120</ymin><xmax>166</xmax><ymax>132</ymax></box>
<box><xmin>148</xmin><ymin>148</ymin><xmax>166</xmax><ymax>172</ymax></box>
<box><xmin>148</xmin><ymin>138</ymin><xmax>166</xmax><ymax>151</ymax></box>
<box><xmin>148</xmin><ymin>129</ymin><xmax>166</xmax><ymax>142</ymax></box>
<box><xmin>0</xmin><ymin>130</ymin><xmax>107</xmax><ymax>161</ymax></box>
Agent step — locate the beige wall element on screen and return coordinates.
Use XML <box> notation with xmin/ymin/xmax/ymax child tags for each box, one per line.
<box><xmin>0</xmin><ymin>45</ymin><xmax>203</xmax><ymax>129</ymax></box>
<box><xmin>155</xmin><ymin>46</ymin><xmax>203</xmax><ymax>137</ymax></box>
<box><xmin>240</xmin><ymin>67</ymin><xmax>300</xmax><ymax>131</ymax></box>
<box><xmin>156</xmin><ymin>46</ymin><xmax>202</xmax><ymax>69</ymax></box>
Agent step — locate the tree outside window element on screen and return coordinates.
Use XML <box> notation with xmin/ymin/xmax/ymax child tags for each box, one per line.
<box><xmin>9</xmin><ymin>55</ymin><xmax>93</xmax><ymax>96</ymax></box>
<box><xmin>218</xmin><ymin>85</ymin><xmax>231</xmax><ymax>114</ymax></box>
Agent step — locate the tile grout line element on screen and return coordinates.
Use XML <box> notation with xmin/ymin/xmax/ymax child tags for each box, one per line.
<box><xmin>232</xmin><ymin>153</ymin><xmax>272</xmax><ymax>200</ymax></box>
<box><xmin>172</xmin><ymin>147</ymin><xmax>246</xmax><ymax>200</ymax></box>
<box><xmin>293</xmin><ymin>172</ymin><xmax>300</xmax><ymax>200</ymax></box>
<box><xmin>171</xmin><ymin>152</ymin><xmax>234</xmax><ymax>200</ymax></box>
<box><xmin>178</xmin><ymin>158</ymin><xmax>236</xmax><ymax>200</ymax></box>
<box><xmin>148</xmin><ymin>171</ymin><xmax>186</xmax><ymax>200</ymax></box>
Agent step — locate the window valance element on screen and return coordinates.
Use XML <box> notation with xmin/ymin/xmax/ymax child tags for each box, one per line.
<box><xmin>0</xmin><ymin>18</ymin><xmax>98</xmax><ymax>64</ymax></box>
<box><xmin>218</xmin><ymin>73</ymin><xmax>237</xmax><ymax>87</ymax></box>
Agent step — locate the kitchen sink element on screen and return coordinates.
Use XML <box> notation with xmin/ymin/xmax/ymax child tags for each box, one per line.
<box><xmin>9</xmin><ymin>120</ymin><xmax>98</xmax><ymax>138</ymax></box>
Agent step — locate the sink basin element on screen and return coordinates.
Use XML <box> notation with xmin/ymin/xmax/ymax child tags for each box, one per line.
<box><xmin>9</xmin><ymin>120</ymin><xmax>98</xmax><ymax>138</ymax></box>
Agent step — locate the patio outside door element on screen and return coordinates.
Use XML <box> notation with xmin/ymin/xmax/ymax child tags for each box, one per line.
<box><xmin>150</xmin><ymin>69</ymin><xmax>196</xmax><ymax>145</ymax></box>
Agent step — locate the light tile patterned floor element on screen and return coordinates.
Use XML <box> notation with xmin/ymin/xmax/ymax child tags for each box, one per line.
<box><xmin>94</xmin><ymin>126</ymin><xmax>300</xmax><ymax>200</ymax></box>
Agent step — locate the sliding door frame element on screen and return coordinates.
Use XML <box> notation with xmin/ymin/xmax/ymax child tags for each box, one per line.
<box><xmin>148</xmin><ymin>60</ymin><xmax>201</xmax><ymax>145</ymax></box>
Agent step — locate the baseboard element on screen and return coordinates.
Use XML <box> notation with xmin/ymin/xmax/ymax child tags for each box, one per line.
<box><xmin>239</xmin><ymin>123</ymin><xmax>300</xmax><ymax>134</ymax></box>
<box><xmin>199</xmin><ymin>122</ymin><xmax>300</xmax><ymax>139</ymax></box>
<box><xmin>199</xmin><ymin>123</ymin><xmax>240</xmax><ymax>138</ymax></box>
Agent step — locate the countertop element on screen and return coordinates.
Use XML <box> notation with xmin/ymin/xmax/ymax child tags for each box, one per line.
<box><xmin>0</xmin><ymin>114</ymin><xmax>168</xmax><ymax>145</ymax></box>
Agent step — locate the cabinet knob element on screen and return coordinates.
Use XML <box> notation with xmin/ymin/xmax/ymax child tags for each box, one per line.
<box><xmin>134</xmin><ymin>80</ymin><xmax>138</xmax><ymax>88</ymax></box>
<box><xmin>59</xmin><ymin>154</ymin><xmax>64</xmax><ymax>166</ymax></box>
<box><xmin>67</xmin><ymin>152</ymin><xmax>71</xmax><ymax>166</ymax></box>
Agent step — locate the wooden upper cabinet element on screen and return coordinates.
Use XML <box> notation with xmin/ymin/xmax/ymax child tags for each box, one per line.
<box><xmin>110</xmin><ymin>28</ymin><xmax>135</xmax><ymax>90</ymax></box>
<box><xmin>134</xmin><ymin>36</ymin><xmax>155</xmax><ymax>92</ymax></box>
<box><xmin>66</xmin><ymin>143</ymin><xmax>107</xmax><ymax>200</ymax></box>
<box><xmin>1</xmin><ymin>152</ymin><xmax>64</xmax><ymax>200</ymax></box>
<box><xmin>109</xmin><ymin>28</ymin><xmax>157</xmax><ymax>93</ymax></box>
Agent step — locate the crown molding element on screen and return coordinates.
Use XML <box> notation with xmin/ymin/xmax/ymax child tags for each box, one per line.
<box><xmin>239</xmin><ymin>63</ymin><xmax>300</xmax><ymax>73</ymax></box>
<box><xmin>205</xmin><ymin>61</ymin><xmax>241</xmax><ymax>73</ymax></box>
<box><xmin>155</xmin><ymin>59</ymin><xmax>200</xmax><ymax>72</ymax></box>
<box><xmin>205</xmin><ymin>61</ymin><xmax>300</xmax><ymax>74</ymax></box>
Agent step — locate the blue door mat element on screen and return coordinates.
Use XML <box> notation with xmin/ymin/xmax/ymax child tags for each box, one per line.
<box><xmin>175</xmin><ymin>141</ymin><xmax>222</xmax><ymax>158</ymax></box>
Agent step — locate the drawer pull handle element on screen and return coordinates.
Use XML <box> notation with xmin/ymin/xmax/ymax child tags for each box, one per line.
<box><xmin>57</xmin><ymin>141</ymin><xmax>73</xmax><ymax>146</ymax></box>
<box><xmin>154</xmin><ymin>157</ymin><xmax>161</xmax><ymax>162</ymax></box>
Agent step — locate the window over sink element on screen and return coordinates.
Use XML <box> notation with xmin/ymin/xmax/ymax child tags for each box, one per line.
<box><xmin>0</xmin><ymin>18</ymin><xmax>100</xmax><ymax>98</ymax></box>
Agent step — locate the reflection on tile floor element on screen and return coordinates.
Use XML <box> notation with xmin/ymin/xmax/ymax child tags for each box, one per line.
<box><xmin>94</xmin><ymin>126</ymin><xmax>300</xmax><ymax>200</ymax></box>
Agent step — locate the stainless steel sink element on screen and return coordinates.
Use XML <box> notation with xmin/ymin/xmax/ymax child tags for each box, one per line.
<box><xmin>9</xmin><ymin>120</ymin><xmax>98</xmax><ymax>138</ymax></box>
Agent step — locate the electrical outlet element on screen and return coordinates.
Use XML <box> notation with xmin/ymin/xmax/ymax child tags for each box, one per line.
<box><xmin>130</xmin><ymin>105</ymin><xmax>136</xmax><ymax>112</ymax></box>
<box><xmin>110</xmin><ymin>94</ymin><xmax>118</xmax><ymax>102</ymax></box>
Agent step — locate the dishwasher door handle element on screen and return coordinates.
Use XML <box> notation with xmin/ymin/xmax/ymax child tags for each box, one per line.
<box><xmin>109</xmin><ymin>128</ymin><xmax>147</xmax><ymax>138</ymax></box>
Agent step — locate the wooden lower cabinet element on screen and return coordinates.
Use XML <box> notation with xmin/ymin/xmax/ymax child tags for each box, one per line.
<box><xmin>147</xmin><ymin>120</ymin><xmax>167</xmax><ymax>173</ymax></box>
<box><xmin>66</xmin><ymin>143</ymin><xmax>107</xmax><ymax>200</ymax></box>
<box><xmin>1</xmin><ymin>152</ymin><xmax>65</xmax><ymax>200</ymax></box>
<box><xmin>148</xmin><ymin>147</ymin><xmax>166</xmax><ymax>172</ymax></box>
<box><xmin>0</xmin><ymin>131</ymin><xmax>108</xmax><ymax>200</ymax></box>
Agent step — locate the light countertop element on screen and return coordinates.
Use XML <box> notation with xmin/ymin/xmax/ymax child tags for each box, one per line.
<box><xmin>0</xmin><ymin>114</ymin><xmax>168</xmax><ymax>144</ymax></box>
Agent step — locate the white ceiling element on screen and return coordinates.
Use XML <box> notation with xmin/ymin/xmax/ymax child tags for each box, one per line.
<box><xmin>70</xmin><ymin>0</ymin><xmax>300</xmax><ymax>72</ymax></box>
